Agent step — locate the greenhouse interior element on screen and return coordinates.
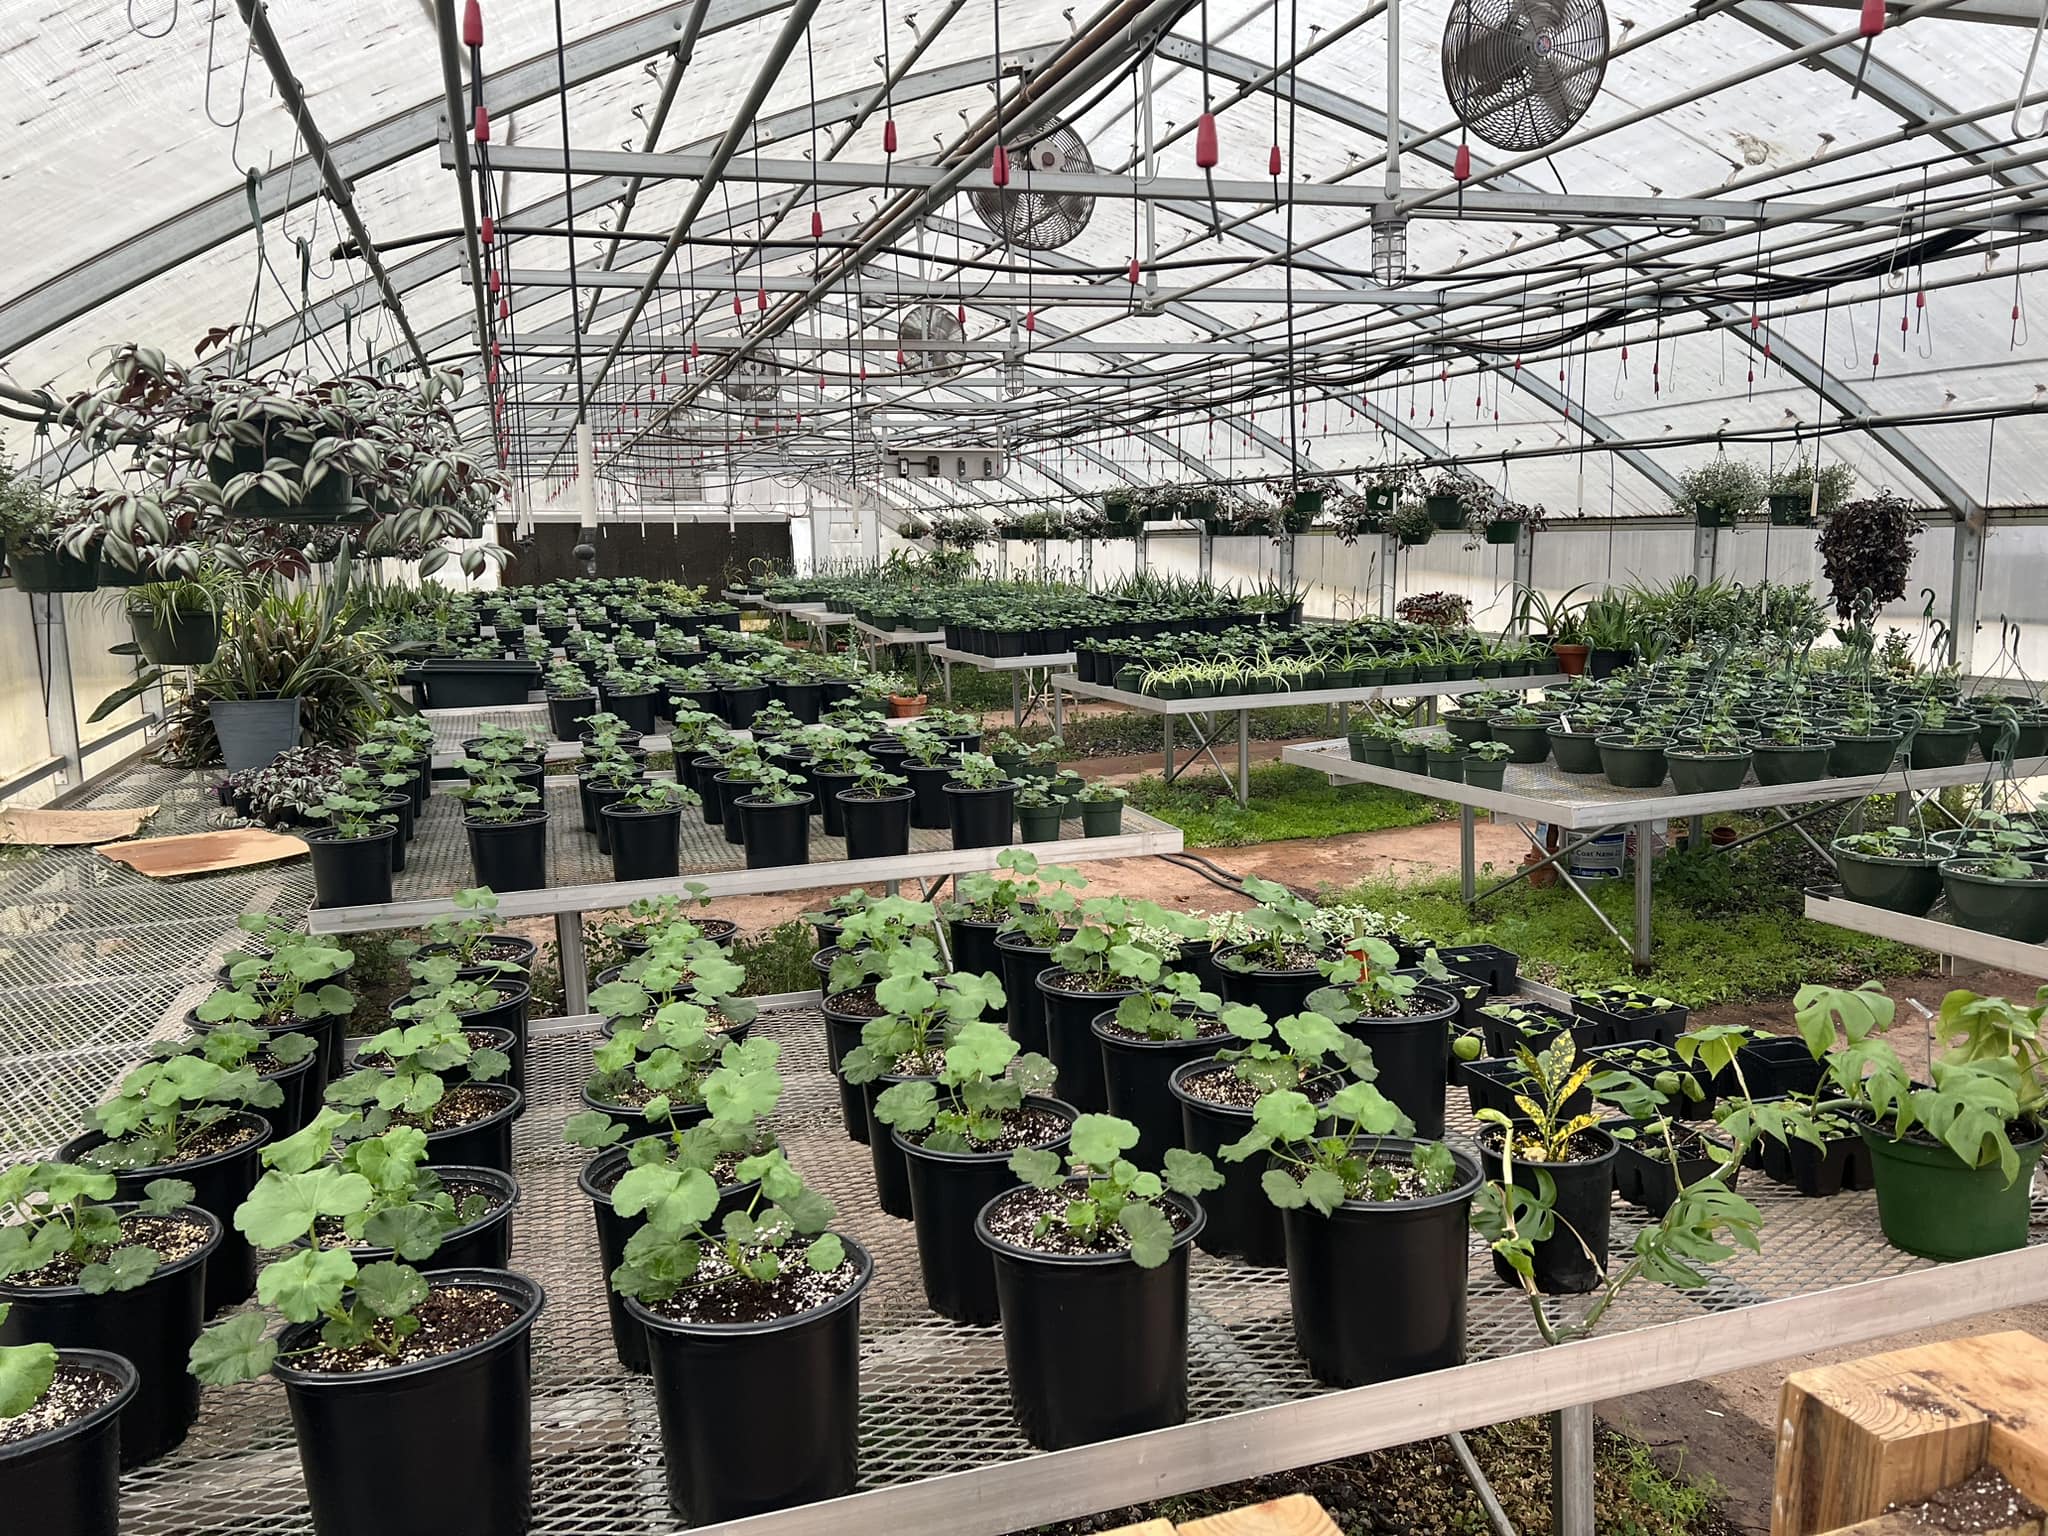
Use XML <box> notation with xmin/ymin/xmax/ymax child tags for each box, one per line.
<box><xmin>8</xmin><ymin>0</ymin><xmax>2048</xmax><ymax>1534</ymax></box>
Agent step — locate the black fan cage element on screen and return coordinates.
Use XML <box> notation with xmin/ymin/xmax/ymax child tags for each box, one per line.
<box><xmin>1442</xmin><ymin>0</ymin><xmax>1608</xmax><ymax>152</ymax></box>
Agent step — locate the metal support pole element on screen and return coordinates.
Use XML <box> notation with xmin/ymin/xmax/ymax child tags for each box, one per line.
<box><xmin>1198</xmin><ymin>524</ymin><xmax>1214</xmax><ymax>585</ymax></box>
<box><xmin>1163</xmin><ymin>713</ymin><xmax>1175</xmax><ymax>780</ymax></box>
<box><xmin>1460</xmin><ymin>805</ymin><xmax>1477</xmax><ymax>902</ymax></box>
<box><xmin>556</xmin><ymin>910</ymin><xmax>589</xmax><ymax>1015</ymax></box>
<box><xmin>32</xmin><ymin>593</ymin><xmax>84</xmax><ymax>788</ymax></box>
<box><xmin>1010</xmin><ymin>673</ymin><xmax>1023</xmax><ymax>729</ymax></box>
<box><xmin>1950</xmin><ymin>517</ymin><xmax>1983</xmax><ymax>672</ymax></box>
<box><xmin>1277</xmin><ymin>530</ymin><xmax>1297</xmax><ymax>594</ymax></box>
<box><xmin>1512</xmin><ymin>526</ymin><xmax>1536</xmax><ymax>629</ymax></box>
<box><xmin>1237</xmin><ymin>710</ymin><xmax>1250</xmax><ymax>806</ymax></box>
<box><xmin>1550</xmin><ymin>1404</ymin><xmax>1596</xmax><ymax>1536</ymax></box>
<box><xmin>429</xmin><ymin>0</ymin><xmax>492</xmax><ymax>356</ymax></box>
<box><xmin>1379</xmin><ymin>531</ymin><xmax>1398</xmax><ymax>618</ymax></box>
<box><xmin>1692</xmin><ymin>522</ymin><xmax>1719</xmax><ymax>586</ymax></box>
<box><xmin>1632</xmin><ymin>820</ymin><xmax>1655</xmax><ymax>970</ymax></box>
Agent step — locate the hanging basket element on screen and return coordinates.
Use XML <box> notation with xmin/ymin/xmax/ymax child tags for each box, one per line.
<box><xmin>1399</xmin><ymin>526</ymin><xmax>1434</xmax><ymax>548</ymax></box>
<box><xmin>1767</xmin><ymin>493</ymin><xmax>1815</xmax><ymax>527</ymax></box>
<box><xmin>9</xmin><ymin>549</ymin><xmax>101</xmax><ymax>593</ymax></box>
<box><xmin>1291</xmin><ymin>488</ymin><xmax>1326</xmax><ymax>519</ymax></box>
<box><xmin>1484</xmin><ymin>519</ymin><xmax>1522</xmax><ymax>546</ymax></box>
<box><xmin>1365</xmin><ymin>485</ymin><xmax>1399</xmax><ymax>514</ymax></box>
<box><xmin>1693</xmin><ymin>502</ymin><xmax>1738</xmax><ymax>529</ymax></box>
<box><xmin>1424</xmin><ymin>494</ymin><xmax>1466</xmax><ymax>531</ymax></box>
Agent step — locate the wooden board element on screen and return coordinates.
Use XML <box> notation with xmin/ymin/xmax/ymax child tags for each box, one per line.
<box><xmin>1819</xmin><ymin>1514</ymin><xmax>2040</xmax><ymax>1536</ymax></box>
<box><xmin>1775</xmin><ymin>1332</ymin><xmax>2048</xmax><ymax>1536</ymax></box>
<box><xmin>95</xmin><ymin>827</ymin><xmax>308</xmax><ymax>879</ymax></box>
<box><xmin>1096</xmin><ymin>1522</ymin><xmax>1176</xmax><ymax>1536</ymax></box>
<box><xmin>1177</xmin><ymin>1495</ymin><xmax>1343</xmax><ymax>1536</ymax></box>
<box><xmin>0</xmin><ymin>804</ymin><xmax>157</xmax><ymax>847</ymax></box>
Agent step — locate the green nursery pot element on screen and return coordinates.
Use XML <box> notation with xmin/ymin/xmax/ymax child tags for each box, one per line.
<box><xmin>1861</xmin><ymin>1123</ymin><xmax>2046</xmax><ymax>1261</ymax></box>
<box><xmin>1547</xmin><ymin>727</ymin><xmax>1605</xmax><ymax>775</ymax></box>
<box><xmin>1938</xmin><ymin>860</ymin><xmax>2048</xmax><ymax>942</ymax></box>
<box><xmin>1596</xmin><ymin>736</ymin><xmax>1669</xmax><ymax>791</ymax></box>
<box><xmin>1749</xmin><ymin>742</ymin><xmax>1831</xmax><ymax>785</ymax></box>
<box><xmin>1908</xmin><ymin>723</ymin><xmax>1978</xmax><ymax>769</ymax></box>
<box><xmin>1665</xmin><ymin>749</ymin><xmax>1750</xmax><ymax>795</ymax></box>
<box><xmin>1487</xmin><ymin>722</ymin><xmax>1553</xmax><ymax>765</ymax></box>
<box><xmin>1826</xmin><ymin>730</ymin><xmax>1903</xmax><ymax>777</ymax></box>
<box><xmin>1831</xmin><ymin>845</ymin><xmax>1941</xmax><ymax>917</ymax></box>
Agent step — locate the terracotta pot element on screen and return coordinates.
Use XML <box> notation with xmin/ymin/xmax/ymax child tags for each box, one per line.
<box><xmin>1551</xmin><ymin>643</ymin><xmax>1590</xmax><ymax>677</ymax></box>
<box><xmin>887</xmin><ymin>694</ymin><xmax>928</xmax><ymax>718</ymax></box>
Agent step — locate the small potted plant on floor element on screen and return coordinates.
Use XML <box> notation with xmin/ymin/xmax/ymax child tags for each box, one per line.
<box><xmin>600</xmin><ymin>778</ymin><xmax>699</xmax><ymax>883</ymax></box>
<box><xmin>1473</xmin><ymin>1036</ymin><xmax>1620</xmax><ymax>1294</ymax></box>
<box><xmin>976</xmin><ymin>1115</ymin><xmax>1221</xmax><ymax>1450</ymax></box>
<box><xmin>453</xmin><ymin>768</ymin><xmax>549</xmax><ymax>892</ymax></box>
<box><xmin>1076</xmin><ymin>779</ymin><xmax>1128</xmax><ymax>835</ymax></box>
<box><xmin>611</xmin><ymin>1147</ymin><xmax>869</xmax><ymax>1524</ymax></box>
<box><xmin>0</xmin><ymin>1167</ymin><xmax>215</xmax><ymax>1468</ymax></box>
<box><xmin>942</xmin><ymin>751</ymin><xmax>1018</xmax><ymax>849</ymax></box>
<box><xmin>0</xmin><ymin>1304</ymin><xmax>138</xmax><ymax>1536</ymax></box>
<box><xmin>1226</xmin><ymin>1071</ymin><xmax>1483</xmax><ymax>1387</ymax></box>
<box><xmin>188</xmin><ymin>1138</ymin><xmax>544</xmax><ymax>1536</ymax></box>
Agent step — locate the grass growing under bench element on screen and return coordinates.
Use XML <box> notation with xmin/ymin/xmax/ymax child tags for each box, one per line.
<box><xmin>1125</xmin><ymin>763</ymin><xmax>1445</xmax><ymax>847</ymax></box>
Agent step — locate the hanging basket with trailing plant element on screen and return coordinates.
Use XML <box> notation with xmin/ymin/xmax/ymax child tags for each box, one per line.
<box><xmin>1765</xmin><ymin>460</ymin><xmax>1855</xmax><ymax>527</ymax></box>
<box><xmin>1674</xmin><ymin>457</ymin><xmax>1766</xmax><ymax>528</ymax></box>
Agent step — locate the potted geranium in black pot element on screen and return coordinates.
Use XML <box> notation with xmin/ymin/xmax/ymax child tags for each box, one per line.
<box><xmin>302</xmin><ymin>785</ymin><xmax>399</xmax><ymax>909</ymax></box>
<box><xmin>1033</xmin><ymin>896</ymin><xmax>1197</xmax><ymax>1114</ymax></box>
<box><xmin>1214</xmin><ymin>874</ymin><xmax>1340</xmax><ymax>1020</ymax></box>
<box><xmin>1091</xmin><ymin>969</ymin><xmax>1228</xmax><ymax>1153</ymax></box>
<box><xmin>188</xmin><ymin>1146</ymin><xmax>544</xmax><ymax>1536</ymax></box>
<box><xmin>565</xmin><ymin>1028</ymin><xmax>780</xmax><ymax>1374</ymax></box>
<box><xmin>612</xmin><ymin>1150</ymin><xmax>870</xmax><ymax>1525</ymax></box>
<box><xmin>454</xmin><ymin>768</ymin><xmax>548</xmax><ymax>892</ymax></box>
<box><xmin>1226</xmin><ymin>1072</ymin><xmax>1482</xmax><ymax>1387</ymax></box>
<box><xmin>735</xmin><ymin>763</ymin><xmax>816</xmax><ymax>869</ymax></box>
<box><xmin>942</xmin><ymin>751</ymin><xmax>1018</xmax><ymax>849</ymax></box>
<box><xmin>0</xmin><ymin>1167</ymin><xmax>216</xmax><ymax>1469</ymax></box>
<box><xmin>1306</xmin><ymin>940</ymin><xmax>1459</xmax><ymax>1137</ymax></box>
<box><xmin>601</xmin><ymin>778</ymin><xmax>699</xmax><ymax>882</ymax></box>
<box><xmin>324</xmin><ymin>1004</ymin><xmax>521</xmax><ymax>1176</ymax></box>
<box><xmin>835</xmin><ymin>759</ymin><xmax>914</xmax><ymax>858</ymax></box>
<box><xmin>0</xmin><ymin>1314</ymin><xmax>138</xmax><ymax>1536</ymax></box>
<box><xmin>975</xmin><ymin>1115</ymin><xmax>1221</xmax><ymax>1450</ymax></box>
<box><xmin>875</xmin><ymin>1022</ymin><xmax>1077</xmax><ymax>1324</ymax></box>
<box><xmin>841</xmin><ymin>962</ymin><xmax>1006</xmax><ymax>1218</ymax></box>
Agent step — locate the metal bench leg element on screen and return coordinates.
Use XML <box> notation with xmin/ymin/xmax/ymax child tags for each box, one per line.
<box><xmin>1236</xmin><ymin>710</ymin><xmax>1250</xmax><ymax>805</ymax></box>
<box><xmin>1461</xmin><ymin>805</ymin><xmax>1476</xmax><ymax>902</ymax></box>
<box><xmin>1551</xmin><ymin>1404</ymin><xmax>1595</xmax><ymax>1536</ymax></box>
<box><xmin>557</xmin><ymin>910</ymin><xmax>589</xmax><ymax>1015</ymax></box>
<box><xmin>1633</xmin><ymin>820</ymin><xmax>1654</xmax><ymax>970</ymax></box>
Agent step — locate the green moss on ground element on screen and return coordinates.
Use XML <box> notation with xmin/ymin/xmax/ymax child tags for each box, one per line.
<box><xmin>1026</xmin><ymin>1421</ymin><xmax>1737</xmax><ymax>1536</ymax></box>
<box><xmin>1126</xmin><ymin>764</ymin><xmax>1445</xmax><ymax>847</ymax></box>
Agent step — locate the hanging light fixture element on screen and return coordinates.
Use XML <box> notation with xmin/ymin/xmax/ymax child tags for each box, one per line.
<box><xmin>1370</xmin><ymin>215</ymin><xmax>1408</xmax><ymax>284</ymax></box>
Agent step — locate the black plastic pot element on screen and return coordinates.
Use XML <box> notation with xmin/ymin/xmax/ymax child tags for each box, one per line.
<box><xmin>129</xmin><ymin>605</ymin><xmax>220</xmax><ymax>667</ymax></box>
<box><xmin>629</xmin><ymin>1237</ymin><xmax>872</xmax><ymax>1524</ymax></box>
<box><xmin>546</xmin><ymin>692</ymin><xmax>598</xmax><ymax>741</ymax></box>
<box><xmin>821</xmin><ymin>993</ymin><xmax>876</xmax><ymax>1143</ymax></box>
<box><xmin>1832</xmin><ymin>845</ymin><xmax>1941</xmax><ymax>915</ymax></box>
<box><xmin>716</xmin><ymin>772</ymin><xmax>758</xmax><ymax>844</ymax></box>
<box><xmin>274</xmin><ymin>1269</ymin><xmax>544</xmax><ymax>1536</ymax></box>
<box><xmin>579</xmin><ymin>1145</ymin><xmax>759</xmax><ymax>1373</ymax></box>
<box><xmin>1034</xmin><ymin>969</ymin><xmax>1134</xmax><ymax>1112</ymax></box>
<box><xmin>602</xmin><ymin>688</ymin><xmax>661</xmax><ymax>736</ymax></box>
<box><xmin>862</xmin><ymin>1069</ymin><xmax>934</xmax><ymax>1219</ymax></box>
<box><xmin>1597</xmin><ymin>736</ymin><xmax>1669</xmax><ymax>790</ymax></box>
<box><xmin>584</xmin><ymin>781</ymin><xmax>633</xmax><ymax>854</ymax></box>
<box><xmin>1909</xmin><ymin>723</ymin><xmax>1978</xmax><ymax>769</ymax></box>
<box><xmin>1339</xmin><ymin>987</ymin><xmax>1456</xmax><ymax>1139</ymax></box>
<box><xmin>944</xmin><ymin>781</ymin><xmax>1016</xmax><ymax>849</ymax></box>
<box><xmin>58</xmin><ymin>1114</ymin><xmax>269</xmax><ymax>1316</ymax></box>
<box><xmin>420</xmin><ymin>1086</ymin><xmax>524</xmax><ymax>1174</ymax></box>
<box><xmin>688</xmin><ymin>756</ymin><xmax>726</xmax><ymax>824</ymax></box>
<box><xmin>894</xmin><ymin>1099</ymin><xmax>1077</xmax><ymax>1324</ymax></box>
<box><xmin>304</xmin><ymin>827</ymin><xmax>397</xmax><ymax>909</ymax></box>
<box><xmin>949</xmin><ymin>915</ymin><xmax>1006</xmax><ymax>984</ymax></box>
<box><xmin>1611</xmin><ymin>1122</ymin><xmax>1737</xmax><ymax>1217</ymax></box>
<box><xmin>1168</xmin><ymin>1058</ymin><xmax>1286</xmax><ymax>1266</ymax></box>
<box><xmin>1760</xmin><ymin>1124</ymin><xmax>1873</xmax><ymax>1196</ymax></box>
<box><xmin>464</xmin><ymin>814</ymin><xmax>548</xmax><ymax>892</ymax></box>
<box><xmin>996</xmin><ymin>931</ymin><xmax>1067</xmax><ymax>1056</ymax></box>
<box><xmin>258</xmin><ymin>1048</ymin><xmax>323</xmax><ymax>1138</ymax></box>
<box><xmin>903</xmin><ymin>759</ymin><xmax>956</xmax><ymax>830</ymax></box>
<box><xmin>419</xmin><ymin>660</ymin><xmax>540</xmax><ymax>709</ymax></box>
<box><xmin>721</xmin><ymin>682</ymin><xmax>771</xmax><ymax>726</ymax></box>
<box><xmin>1093</xmin><ymin>1013</ymin><xmax>1222</xmax><ymax>1153</ymax></box>
<box><xmin>602</xmin><ymin>803</ymin><xmax>683</xmax><ymax>881</ymax></box>
<box><xmin>976</xmin><ymin>1183</ymin><xmax>1205</xmax><ymax>1451</ymax></box>
<box><xmin>811</xmin><ymin>768</ymin><xmax>858</xmax><ymax>835</ymax></box>
<box><xmin>1828</xmin><ymin>730</ymin><xmax>1903</xmax><ymax>777</ymax></box>
<box><xmin>1666</xmin><ymin>749</ymin><xmax>1752</xmax><ymax>795</ymax></box>
<box><xmin>0</xmin><ymin>1203</ymin><xmax>219</xmax><ymax>1467</ymax></box>
<box><xmin>1213</xmin><ymin>945</ymin><xmax>1327</xmax><ymax>1020</ymax></box>
<box><xmin>0</xmin><ymin>1348</ymin><xmax>137</xmax><ymax>1536</ymax></box>
<box><xmin>210</xmin><ymin>695</ymin><xmax>301</xmax><ymax>771</ymax></box>
<box><xmin>737</xmin><ymin>793</ymin><xmax>815</xmax><ymax>868</ymax></box>
<box><xmin>1750</xmin><ymin>741</ymin><xmax>1832</xmax><ymax>785</ymax></box>
<box><xmin>1284</xmin><ymin>1140</ymin><xmax>1483</xmax><ymax>1386</ymax></box>
<box><xmin>837</xmin><ymin>787</ymin><xmax>913</xmax><ymax>859</ymax></box>
<box><xmin>1481</xmin><ymin>1128</ymin><xmax>1617</xmax><ymax>1294</ymax></box>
